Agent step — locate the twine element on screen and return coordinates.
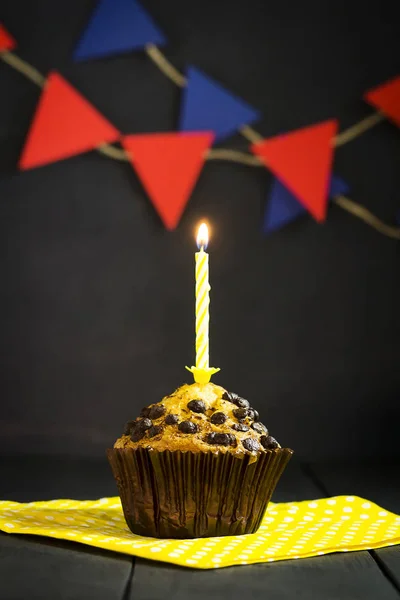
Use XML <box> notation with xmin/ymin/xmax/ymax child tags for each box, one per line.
<box><xmin>239</xmin><ymin>125</ymin><xmax>264</xmax><ymax>143</ymax></box>
<box><xmin>333</xmin><ymin>112</ymin><xmax>385</xmax><ymax>147</ymax></box>
<box><xmin>145</xmin><ymin>44</ymin><xmax>187</xmax><ymax>87</ymax></box>
<box><xmin>1</xmin><ymin>49</ymin><xmax>398</xmax><ymax>239</ymax></box>
<box><xmin>206</xmin><ymin>148</ymin><xmax>263</xmax><ymax>166</ymax></box>
<box><xmin>333</xmin><ymin>195</ymin><xmax>400</xmax><ymax>239</ymax></box>
<box><xmin>97</xmin><ymin>143</ymin><xmax>129</xmax><ymax>161</ymax></box>
<box><xmin>0</xmin><ymin>51</ymin><xmax>45</xmax><ymax>86</ymax></box>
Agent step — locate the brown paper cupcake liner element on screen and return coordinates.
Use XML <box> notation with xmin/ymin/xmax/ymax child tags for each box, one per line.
<box><xmin>107</xmin><ymin>447</ymin><xmax>293</xmax><ymax>539</ymax></box>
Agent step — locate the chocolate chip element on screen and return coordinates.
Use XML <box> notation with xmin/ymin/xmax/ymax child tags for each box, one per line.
<box><xmin>233</xmin><ymin>408</ymin><xmax>249</xmax><ymax>421</ymax></box>
<box><xmin>232</xmin><ymin>423</ymin><xmax>250</xmax><ymax>432</ymax></box>
<box><xmin>252</xmin><ymin>409</ymin><xmax>260</xmax><ymax>422</ymax></box>
<box><xmin>148</xmin><ymin>425</ymin><xmax>163</xmax><ymax>438</ymax></box>
<box><xmin>123</xmin><ymin>420</ymin><xmax>136</xmax><ymax>435</ymax></box>
<box><xmin>222</xmin><ymin>391</ymin><xmax>250</xmax><ymax>409</ymax></box>
<box><xmin>148</xmin><ymin>404</ymin><xmax>166</xmax><ymax>420</ymax></box>
<box><xmin>178</xmin><ymin>420</ymin><xmax>198</xmax><ymax>434</ymax></box>
<box><xmin>228</xmin><ymin>433</ymin><xmax>237</xmax><ymax>447</ymax></box>
<box><xmin>251</xmin><ymin>422</ymin><xmax>268</xmax><ymax>434</ymax></box>
<box><xmin>210</xmin><ymin>412</ymin><xmax>227</xmax><ymax>425</ymax></box>
<box><xmin>165</xmin><ymin>414</ymin><xmax>179</xmax><ymax>425</ymax></box>
<box><xmin>242</xmin><ymin>438</ymin><xmax>261</xmax><ymax>452</ymax></box>
<box><xmin>247</xmin><ymin>409</ymin><xmax>256</xmax><ymax>420</ymax></box>
<box><xmin>234</xmin><ymin>397</ymin><xmax>250</xmax><ymax>409</ymax></box>
<box><xmin>260</xmin><ymin>435</ymin><xmax>279</xmax><ymax>449</ymax></box>
<box><xmin>206</xmin><ymin>432</ymin><xmax>233</xmax><ymax>446</ymax></box>
<box><xmin>130</xmin><ymin>419</ymin><xmax>151</xmax><ymax>441</ymax></box>
<box><xmin>187</xmin><ymin>400</ymin><xmax>206</xmax><ymax>413</ymax></box>
<box><xmin>140</xmin><ymin>407</ymin><xmax>151</xmax><ymax>418</ymax></box>
<box><xmin>130</xmin><ymin>429</ymin><xmax>146</xmax><ymax>442</ymax></box>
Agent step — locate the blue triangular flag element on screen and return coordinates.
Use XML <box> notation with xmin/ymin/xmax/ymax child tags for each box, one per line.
<box><xmin>179</xmin><ymin>66</ymin><xmax>261</xmax><ymax>141</ymax></box>
<box><xmin>74</xmin><ymin>0</ymin><xmax>166</xmax><ymax>61</ymax></box>
<box><xmin>329</xmin><ymin>175</ymin><xmax>349</xmax><ymax>198</ymax></box>
<box><xmin>264</xmin><ymin>175</ymin><xmax>349</xmax><ymax>234</ymax></box>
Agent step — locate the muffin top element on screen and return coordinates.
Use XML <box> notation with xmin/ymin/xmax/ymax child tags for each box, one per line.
<box><xmin>114</xmin><ymin>382</ymin><xmax>282</xmax><ymax>458</ymax></box>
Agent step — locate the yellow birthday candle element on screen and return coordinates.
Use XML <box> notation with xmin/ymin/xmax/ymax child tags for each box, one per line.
<box><xmin>186</xmin><ymin>223</ymin><xmax>220</xmax><ymax>384</ymax></box>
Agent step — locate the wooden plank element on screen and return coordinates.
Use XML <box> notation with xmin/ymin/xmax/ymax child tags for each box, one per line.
<box><xmin>0</xmin><ymin>532</ymin><xmax>132</xmax><ymax>600</ymax></box>
<box><xmin>0</xmin><ymin>455</ymin><xmax>118</xmax><ymax>501</ymax></box>
<box><xmin>132</xmin><ymin>552</ymin><xmax>399</xmax><ymax>600</ymax></box>
<box><xmin>0</xmin><ymin>456</ymin><xmax>133</xmax><ymax>600</ymax></box>
<box><xmin>309</xmin><ymin>462</ymin><xmax>400</xmax><ymax>513</ymax></box>
<box><xmin>131</xmin><ymin>460</ymin><xmax>399</xmax><ymax>600</ymax></box>
<box><xmin>310</xmin><ymin>462</ymin><xmax>400</xmax><ymax>593</ymax></box>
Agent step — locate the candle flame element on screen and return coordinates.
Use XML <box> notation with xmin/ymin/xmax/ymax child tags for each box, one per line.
<box><xmin>196</xmin><ymin>222</ymin><xmax>209</xmax><ymax>250</ymax></box>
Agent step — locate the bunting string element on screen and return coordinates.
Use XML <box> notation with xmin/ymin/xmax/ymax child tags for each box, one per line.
<box><xmin>333</xmin><ymin>112</ymin><xmax>386</xmax><ymax>147</ymax></box>
<box><xmin>333</xmin><ymin>195</ymin><xmax>400</xmax><ymax>240</ymax></box>
<box><xmin>0</xmin><ymin>50</ymin><xmax>45</xmax><ymax>86</ymax></box>
<box><xmin>1</xmin><ymin>36</ymin><xmax>399</xmax><ymax>239</ymax></box>
<box><xmin>145</xmin><ymin>43</ymin><xmax>187</xmax><ymax>87</ymax></box>
<box><xmin>145</xmin><ymin>45</ymin><xmax>387</xmax><ymax>149</ymax></box>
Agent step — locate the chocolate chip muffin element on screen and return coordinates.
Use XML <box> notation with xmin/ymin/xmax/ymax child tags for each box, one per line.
<box><xmin>108</xmin><ymin>382</ymin><xmax>293</xmax><ymax>539</ymax></box>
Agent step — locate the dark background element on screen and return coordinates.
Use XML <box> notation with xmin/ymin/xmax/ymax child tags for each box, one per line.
<box><xmin>0</xmin><ymin>0</ymin><xmax>399</xmax><ymax>462</ymax></box>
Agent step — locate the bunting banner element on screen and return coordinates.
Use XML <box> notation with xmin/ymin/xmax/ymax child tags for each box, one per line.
<box><xmin>19</xmin><ymin>72</ymin><xmax>119</xmax><ymax>170</ymax></box>
<box><xmin>0</xmin><ymin>4</ymin><xmax>399</xmax><ymax>239</ymax></box>
<box><xmin>122</xmin><ymin>132</ymin><xmax>214</xmax><ymax>230</ymax></box>
<box><xmin>0</xmin><ymin>23</ymin><xmax>16</xmax><ymax>51</ymax></box>
<box><xmin>252</xmin><ymin>120</ymin><xmax>338</xmax><ymax>222</ymax></box>
<box><xmin>264</xmin><ymin>176</ymin><xmax>349</xmax><ymax>234</ymax></box>
<box><xmin>179</xmin><ymin>66</ymin><xmax>261</xmax><ymax>141</ymax></box>
<box><xmin>364</xmin><ymin>76</ymin><xmax>400</xmax><ymax>128</ymax></box>
<box><xmin>74</xmin><ymin>0</ymin><xmax>166</xmax><ymax>62</ymax></box>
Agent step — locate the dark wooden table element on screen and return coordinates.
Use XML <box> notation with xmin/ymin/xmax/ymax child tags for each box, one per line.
<box><xmin>1</xmin><ymin>456</ymin><xmax>400</xmax><ymax>600</ymax></box>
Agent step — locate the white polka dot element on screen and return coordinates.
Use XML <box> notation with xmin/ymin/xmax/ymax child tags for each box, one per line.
<box><xmin>168</xmin><ymin>553</ymin><xmax>180</xmax><ymax>558</ymax></box>
<box><xmin>308</xmin><ymin>502</ymin><xmax>318</xmax><ymax>509</ymax></box>
<box><xmin>346</xmin><ymin>497</ymin><xmax>355</xmax><ymax>502</ymax></box>
<box><xmin>45</xmin><ymin>516</ymin><xmax>54</xmax><ymax>521</ymax></box>
<box><xmin>318</xmin><ymin>551</ymin><xmax>325</xmax><ymax>555</ymax></box>
<box><xmin>327</xmin><ymin>499</ymin><xmax>336</xmax><ymax>505</ymax></box>
<box><xmin>341</xmin><ymin>516</ymin><xmax>350</xmax><ymax>520</ymax></box>
<box><xmin>5</xmin><ymin>523</ymin><xmax>14</xmax><ymax>528</ymax></box>
<box><xmin>343</xmin><ymin>507</ymin><xmax>352</xmax><ymax>513</ymax></box>
<box><xmin>150</xmin><ymin>547</ymin><xmax>162</xmax><ymax>553</ymax></box>
<box><xmin>379</xmin><ymin>511</ymin><xmax>388</xmax><ymax>517</ymax></box>
<box><xmin>212</xmin><ymin>557</ymin><xmax>222</xmax><ymax>563</ymax></box>
<box><xmin>284</xmin><ymin>517</ymin><xmax>294</xmax><ymax>522</ymax></box>
<box><xmin>267</xmin><ymin>558</ymin><xmax>274</xmax><ymax>562</ymax></box>
<box><xmin>185</xmin><ymin>559</ymin><xmax>198</xmax><ymax>565</ymax></box>
<box><xmin>303</xmin><ymin>516</ymin><xmax>314</xmax><ymax>521</ymax></box>
<box><xmin>362</xmin><ymin>502</ymin><xmax>371</xmax><ymax>509</ymax></box>
<box><xmin>325</xmin><ymin>510</ymin><xmax>334</xmax><ymax>515</ymax></box>
<box><xmin>360</xmin><ymin>514</ymin><xmax>370</xmax><ymax>520</ymax></box>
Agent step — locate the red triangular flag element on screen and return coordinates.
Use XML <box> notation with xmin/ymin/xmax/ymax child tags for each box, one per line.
<box><xmin>252</xmin><ymin>120</ymin><xmax>338</xmax><ymax>221</ymax></box>
<box><xmin>364</xmin><ymin>76</ymin><xmax>400</xmax><ymax>128</ymax></box>
<box><xmin>122</xmin><ymin>132</ymin><xmax>215</xmax><ymax>230</ymax></box>
<box><xmin>19</xmin><ymin>72</ymin><xmax>119</xmax><ymax>170</ymax></box>
<box><xmin>0</xmin><ymin>24</ymin><xmax>16</xmax><ymax>51</ymax></box>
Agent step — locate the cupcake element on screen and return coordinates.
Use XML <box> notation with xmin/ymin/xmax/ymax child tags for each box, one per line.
<box><xmin>107</xmin><ymin>382</ymin><xmax>293</xmax><ymax>539</ymax></box>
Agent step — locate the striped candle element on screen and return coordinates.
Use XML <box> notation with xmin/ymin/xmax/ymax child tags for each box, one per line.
<box><xmin>195</xmin><ymin>223</ymin><xmax>210</xmax><ymax>369</ymax></box>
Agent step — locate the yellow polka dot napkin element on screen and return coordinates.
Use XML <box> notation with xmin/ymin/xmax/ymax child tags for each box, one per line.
<box><xmin>1</xmin><ymin>496</ymin><xmax>399</xmax><ymax>569</ymax></box>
